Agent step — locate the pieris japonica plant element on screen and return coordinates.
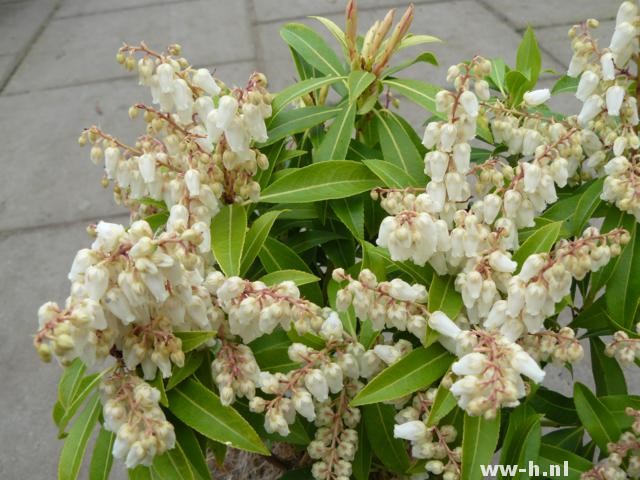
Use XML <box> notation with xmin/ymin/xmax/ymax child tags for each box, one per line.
<box><xmin>35</xmin><ymin>1</ymin><xmax>640</xmax><ymax>479</ymax></box>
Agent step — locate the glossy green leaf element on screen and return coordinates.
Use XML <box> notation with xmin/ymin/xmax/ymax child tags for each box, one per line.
<box><xmin>128</xmin><ymin>466</ymin><xmax>152</xmax><ymax>480</ymax></box>
<box><xmin>260</xmin><ymin>161</ymin><xmax>381</xmax><ymax>204</ymax></box>
<box><xmin>58</xmin><ymin>394</ymin><xmax>101</xmax><ymax>480</ymax></box>
<box><xmin>166</xmin><ymin>352</ymin><xmax>205</xmax><ymax>391</ymax></box>
<box><xmin>348</xmin><ymin>70</ymin><xmax>376</xmax><ymax>102</ymax></box>
<box><xmin>461</xmin><ymin>411</ymin><xmax>501</xmax><ymax>480</ymax></box>
<box><xmin>570</xmin><ymin>178</ymin><xmax>604</xmax><ymax>235</ymax></box>
<box><xmin>362</xmin><ymin>159</ymin><xmax>418</xmax><ymax>188</ymax></box>
<box><xmin>149</xmin><ymin>370</ymin><xmax>169</xmax><ymax>408</ymax></box>
<box><xmin>174</xmin><ymin>331</ymin><xmax>216</xmax><ymax>353</ymax></box>
<box><xmin>259</xmin><ymin>269</ymin><xmax>319</xmax><ymax>286</ymax></box>
<box><xmin>249</xmin><ymin>329</ymin><xmax>298</xmax><ymax>373</ymax></box>
<box><xmin>541</xmin><ymin>427</ymin><xmax>584</xmax><ymax>451</ymax></box>
<box><xmin>382</xmin><ymin>51</ymin><xmax>438</xmax><ymax>78</ymax></box>
<box><xmin>397</xmin><ymin>33</ymin><xmax>441</xmax><ymax>49</ymax></box>
<box><xmin>240</xmin><ymin>210</ymin><xmax>284</xmax><ymax>276</ymax></box>
<box><xmin>315</xmin><ymin>102</ymin><xmax>357</xmax><ymax>162</ymax></box>
<box><xmin>352</xmin><ymin>416</ymin><xmax>372</xmax><ymax>480</ymax></box>
<box><xmin>516</xmin><ymin>27</ymin><xmax>542</xmax><ymax>84</ymax></box>
<box><xmin>58</xmin><ymin>359</ymin><xmax>86</xmax><ymax>409</ymax></box>
<box><xmin>151</xmin><ymin>440</ymin><xmax>197</xmax><ymax>480</ymax></box>
<box><xmin>552</xmin><ymin>75</ymin><xmax>579</xmax><ymax>95</ymax></box>
<box><xmin>605</xmin><ymin>221</ymin><xmax>640</xmax><ymax>328</ymax></box>
<box><xmin>528</xmin><ymin>387</ymin><xmax>579</xmax><ymax>426</ymax></box>
<box><xmin>505</xmin><ymin>70</ymin><xmax>531</xmax><ymax>107</ymax></box>
<box><xmin>167</xmin><ymin>379</ymin><xmax>269</xmax><ymax>455</ymax></box>
<box><xmin>352</xmin><ymin>344</ymin><xmax>454</xmax><ymax>405</ymax></box>
<box><xmin>570</xmin><ymin>295</ymin><xmax>611</xmax><ymax>332</ymax></box>
<box><xmin>573</xmin><ymin>382</ymin><xmax>621</xmax><ymax>452</ymax></box>
<box><xmin>211</xmin><ymin>204</ymin><xmax>247</xmax><ymax>277</ymax></box>
<box><xmin>265</xmin><ymin>106</ymin><xmax>341</xmax><ymax>146</ymax></box>
<box><xmin>513</xmin><ymin>220</ymin><xmax>562</xmax><ymax>268</ymax></box>
<box><xmin>89</xmin><ymin>428</ymin><xmax>115</xmax><ymax>480</ymax></box>
<box><xmin>590</xmin><ymin>337</ymin><xmax>627</xmax><ymax>396</ymax></box>
<box><xmin>375</xmin><ymin>109</ymin><xmax>426</xmax><ymax>182</ymax></box>
<box><xmin>271</xmin><ymin>76</ymin><xmax>345</xmax><ymax>116</ymax></box>
<box><xmin>362</xmin><ymin>403</ymin><xmax>411</xmax><ymax>473</ymax></box>
<box><xmin>174</xmin><ymin>421</ymin><xmax>210</xmax><ymax>480</ymax></box>
<box><xmin>383</xmin><ymin>78</ymin><xmax>440</xmax><ymax>114</ymax></box>
<box><xmin>427</xmin><ymin>384</ymin><xmax>457</xmax><ymax>427</ymax></box>
<box><xmin>537</xmin><ymin>444</ymin><xmax>592</xmax><ymax>480</ymax></box>
<box><xmin>489</xmin><ymin>58</ymin><xmax>508</xmax><ymax>96</ymax></box>
<box><xmin>498</xmin><ymin>406</ymin><xmax>541</xmax><ymax>480</ymax></box>
<box><xmin>310</xmin><ymin>16</ymin><xmax>347</xmax><ymax>50</ymax></box>
<box><xmin>331</xmin><ymin>195</ymin><xmax>365</xmax><ymax>239</ymax></box>
<box><xmin>58</xmin><ymin>372</ymin><xmax>104</xmax><ymax>435</ymax></box>
<box><xmin>428</xmin><ymin>273</ymin><xmax>463</xmax><ymax>318</ymax></box>
<box><xmin>280</xmin><ymin>23</ymin><xmax>347</xmax><ymax>88</ymax></box>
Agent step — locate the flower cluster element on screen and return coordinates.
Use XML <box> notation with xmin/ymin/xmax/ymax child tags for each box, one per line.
<box><xmin>212</xmin><ymin>342</ymin><xmax>261</xmax><ymax>406</ymax></box>
<box><xmin>485</xmin><ymin>227</ymin><xmax>628</xmax><ymax>340</ymax></box>
<box><xmin>34</xmin><ymin>219</ymin><xmax>219</xmax><ymax>378</ymax></box>
<box><xmin>100</xmin><ymin>370</ymin><xmax>175</xmax><ymax>468</ymax></box>
<box><xmin>393</xmin><ymin>389</ymin><xmax>461</xmax><ymax>480</ymax></box>
<box><xmin>84</xmin><ymin>43</ymin><xmax>272</xmax><ymax>225</ymax></box>
<box><xmin>429</xmin><ymin>313</ymin><xmax>546</xmax><ymax>417</ymax></box>
<box><xmin>581</xmin><ymin>408</ymin><xmax>640</xmax><ymax>479</ymax></box>
<box><xmin>333</xmin><ymin>268</ymin><xmax>429</xmax><ymax>343</ymax></box>
<box><xmin>213</xmin><ymin>276</ymin><xmax>328</xmax><ymax>343</ymax></box>
<box><xmin>521</xmin><ymin>327</ymin><xmax>584</xmax><ymax>365</ymax></box>
<box><xmin>606</xmin><ymin>322</ymin><xmax>640</xmax><ymax>364</ymax></box>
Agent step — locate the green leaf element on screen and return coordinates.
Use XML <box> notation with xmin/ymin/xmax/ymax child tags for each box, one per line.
<box><xmin>513</xmin><ymin>220</ymin><xmax>562</xmax><ymax>268</ymax></box>
<box><xmin>129</xmin><ymin>466</ymin><xmax>152</xmax><ymax>480</ymax></box>
<box><xmin>348</xmin><ymin>70</ymin><xmax>376</xmax><ymax>102</ymax></box>
<box><xmin>240</xmin><ymin>210</ymin><xmax>284</xmax><ymax>275</ymax></box>
<box><xmin>351</xmin><ymin>344</ymin><xmax>454</xmax><ymax>406</ymax></box>
<box><xmin>498</xmin><ymin>406</ymin><xmax>541</xmax><ymax>480</ymax></box>
<box><xmin>272</xmin><ymin>76</ymin><xmax>345</xmax><ymax>117</ymax></box>
<box><xmin>58</xmin><ymin>372</ymin><xmax>105</xmax><ymax>435</ymax></box>
<box><xmin>382</xmin><ymin>51</ymin><xmax>438</xmax><ymax>79</ymax></box>
<box><xmin>58</xmin><ymin>394</ymin><xmax>101</xmax><ymax>480</ymax></box>
<box><xmin>427</xmin><ymin>384</ymin><xmax>457</xmax><ymax>426</ymax></box>
<box><xmin>516</xmin><ymin>27</ymin><xmax>542</xmax><ymax>85</ymax></box>
<box><xmin>265</xmin><ymin>105</ymin><xmax>342</xmax><ymax>146</ymax></box>
<box><xmin>397</xmin><ymin>33</ymin><xmax>441</xmax><ymax>50</ymax></box>
<box><xmin>151</xmin><ymin>440</ymin><xmax>197</xmax><ymax>480</ymax></box>
<box><xmin>428</xmin><ymin>273</ymin><xmax>463</xmax><ymax>318</ymax></box>
<box><xmin>331</xmin><ymin>195</ymin><xmax>364</xmax><ymax>239</ymax></box>
<box><xmin>166</xmin><ymin>352</ymin><xmax>205</xmax><ymax>391</ymax></box>
<box><xmin>570</xmin><ymin>178</ymin><xmax>604</xmax><ymax>235</ymax></box>
<box><xmin>505</xmin><ymin>70</ymin><xmax>531</xmax><ymax>107</ymax></box>
<box><xmin>589</xmin><ymin>337</ymin><xmax>627</xmax><ymax>396</ymax></box>
<box><xmin>249</xmin><ymin>329</ymin><xmax>298</xmax><ymax>373</ymax></box>
<box><xmin>461</xmin><ymin>411</ymin><xmax>501</xmax><ymax>480</ymax></box>
<box><xmin>573</xmin><ymin>382</ymin><xmax>621</xmax><ymax>452</ymax></box>
<box><xmin>58</xmin><ymin>359</ymin><xmax>86</xmax><ymax>409</ymax></box>
<box><xmin>552</xmin><ymin>75</ymin><xmax>579</xmax><ymax>95</ymax></box>
<box><xmin>315</xmin><ymin>102</ymin><xmax>357</xmax><ymax>162</ymax></box>
<box><xmin>605</xmin><ymin>221</ymin><xmax>640</xmax><ymax>328</ymax></box>
<box><xmin>537</xmin><ymin>444</ymin><xmax>592</xmax><ymax>480</ymax></box>
<box><xmin>352</xmin><ymin>417</ymin><xmax>372</xmax><ymax>480</ymax></box>
<box><xmin>149</xmin><ymin>370</ymin><xmax>169</xmax><ymax>408</ymax></box>
<box><xmin>362</xmin><ymin>159</ymin><xmax>418</xmax><ymax>188</ymax></box>
<box><xmin>260</xmin><ymin>161</ymin><xmax>381</xmax><ymax>203</ymax></box>
<box><xmin>174</xmin><ymin>421</ymin><xmax>210</xmax><ymax>480</ymax></box>
<box><xmin>259</xmin><ymin>269</ymin><xmax>320</xmax><ymax>286</ymax></box>
<box><xmin>375</xmin><ymin>109</ymin><xmax>426</xmax><ymax>182</ymax></box>
<box><xmin>211</xmin><ymin>204</ymin><xmax>247</xmax><ymax>277</ymax></box>
<box><xmin>280</xmin><ymin>23</ymin><xmax>347</xmax><ymax>88</ymax></box>
<box><xmin>89</xmin><ymin>428</ymin><xmax>115</xmax><ymax>480</ymax></box>
<box><xmin>362</xmin><ymin>403</ymin><xmax>411</xmax><ymax>473</ymax></box>
<box><xmin>167</xmin><ymin>379</ymin><xmax>269</xmax><ymax>455</ymax></box>
<box><xmin>528</xmin><ymin>387</ymin><xmax>579</xmax><ymax>426</ymax></box>
<box><xmin>143</xmin><ymin>211</ymin><xmax>169</xmax><ymax>232</ymax></box>
<box><xmin>600</xmin><ymin>395</ymin><xmax>640</xmax><ymax>430</ymax></box>
<box><xmin>571</xmin><ymin>295</ymin><xmax>611</xmax><ymax>332</ymax></box>
<box><xmin>174</xmin><ymin>331</ymin><xmax>216</xmax><ymax>352</ymax></box>
<box><xmin>310</xmin><ymin>16</ymin><xmax>347</xmax><ymax>50</ymax></box>
<box><xmin>542</xmin><ymin>427</ymin><xmax>584</xmax><ymax>451</ymax></box>
<box><xmin>489</xmin><ymin>58</ymin><xmax>508</xmax><ymax>96</ymax></box>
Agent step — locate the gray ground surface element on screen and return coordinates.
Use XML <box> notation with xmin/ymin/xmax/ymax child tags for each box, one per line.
<box><xmin>0</xmin><ymin>0</ymin><xmax>633</xmax><ymax>478</ymax></box>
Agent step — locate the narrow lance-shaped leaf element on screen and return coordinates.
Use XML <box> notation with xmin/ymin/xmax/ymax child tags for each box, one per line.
<box><xmin>362</xmin><ymin>403</ymin><xmax>411</xmax><ymax>474</ymax></box>
<box><xmin>375</xmin><ymin>109</ymin><xmax>426</xmax><ymax>182</ymax></box>
<box><xmin>211</xmin><ymin>204</ymin><xmax>247</xmax><ymax>277</ymax></box>
<box><xmin>516</xmin><ymin>26</ymin><xmax>542</xmax><ymax>85</ymax></box>
<box><xmin>590</xmin><ymin>337</ymin><xmax>627</xmax><ymax>396</ymax></box>
<box><xmin>167</xmin><ymin>378</ymin><xmax>269</xmax><ymax>455</ymax></box>
<box><xmin>315</xmin><ymin>101</ymin><xmax>357</xmax><ymax>162</ymax></box>
<box><xmin>331</xmin><ymin>195</ymin><xmax>365</xmax><ymax>239</ymax></box>
<box><xmin>460</xmin><ymin>411</ymin><xmax>501</xmax><ymax>480</ymax></box>
<box><xmin>351</xmin><ymin>344</ymin><xmax>454</xmax><ymax>406</ymax></box>
<box><xmin>428</xmin><ymin>273</ymin><xmax>463</xmax><ymax>319</ymax></box>
<box><xmin>259</xmin><ymin>269</ymin><xmax>320</xmax><ymax>286</ymax></box>
<box><xmin>58</xmin><ymin>394</ymin><xmax>101</xmax><ymax>480</ymax></box>
<box><xmin>264</xmin><ymin>106</ymin><xmax>342</xmax><ymax>146</ymax></box>
<box><xmin>89</xmin><ymin>428</ymin><xmax>115</xmax><ymax>480</ymax></box>
<box><xmin>240</xmin><ymin>210</ymin><xmax>283</xmax><ymax>275</ymax></box>
<box><xmin>512</xmin><ymin>220</ymin><xmax>562</xmax><ymax>268</ymax></box>
<box><xmin>271</xmin><ymin>76</ymin><xmax>346</xmax><ymax>117</ymax></box>
<box><xmin>58</xmin><ymin>359</ymin><xmax>86</xmax><ymax>409</ymax></box>
<box><xmin>537</xmin><ymin>444</ymin><xmax>592</xmax><ymax>480</ymax></box>
<box><xmin>174</xmin><ymin>331</ymin><xmax>216</xmax><ymax>352</ymax></box>
<box><xmin>259</xmin><ymin>161</ymin><xmax>381</xmax><ymax>204</ymax></box>
<box><xmin>573</xmin><ymin>382</ymin><xmax>622</xmax><ymax>452</ymax></box>
<box><xmin>362</xmin><ymin>158</ymin><xmax>418</xmax><ymax>188</ymax></box>
<box><xmin>348</xmin><ymin>70</ymin><xmax>376</xmax><ymax>102</ymax></box>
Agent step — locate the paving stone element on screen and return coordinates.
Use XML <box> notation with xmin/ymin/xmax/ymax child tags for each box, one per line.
<box><xmin>5</xmin><ymin>0</ymin><xmax>254</xmax><ymax>93</ymax></box>
<box><xmin>0</xmin><ymin>60</ymin><xmax>255</xmax><ymax>231</ymax></box>
<box><xmin>0</xmin><ymin>0</ymin><xmax>57</xmax><ymax>56</ymax></box>
<box><xmin>55</xmin><ymin>0</ymin><xmax>197</xmax><ymax>19</ymax></box>
<box><xmin>253</xmin><ymin>0</ymin><xmax>439</xmax><ymax>23</ymax></box>
<box><xmin>0</xmin><ymin>54</ymin><xmax>15</xmax><ymax>87</ymax></box>
<box><xmin>537</xmin><ymin>19</ymin><xmax>616</xmax><ymax>69</ymax></box>
<box><xmin>0</xmin><ymin>217</ymin><xmax>127</xmax><ymax>480</ymax></box>
<box><xmin>480</xmin><ymin>0</ymin><xmax>617</xmax><ymax>29</ymax></box>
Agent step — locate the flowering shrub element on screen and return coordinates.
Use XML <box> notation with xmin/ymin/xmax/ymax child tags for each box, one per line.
<box><xmin>35</xmin><ymin>1</ymin><xmax>640</xmax><ymax>479</ymax></box>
